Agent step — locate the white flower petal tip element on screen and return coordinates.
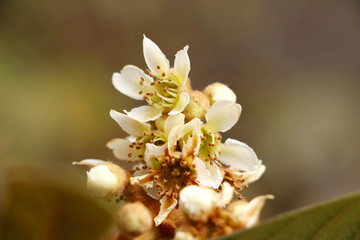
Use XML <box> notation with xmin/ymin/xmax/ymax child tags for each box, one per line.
<box><xmin>194</xmin><ymin>158</ymin><xmax>223</xmax><ymax>189</ymax></box>
<box><xmin>179</xmin><ymin>185</ymin><xmax>217</xmax><ymax>222</ymax></box>
<box><xmin>168</xmin><ymin>92</ymin><xmax>190</xmax><ymax>115</ymax></box>
<box><xmin>226</xmin><ymin>194</ymin><xmax>274</xmax><ymax>228</ymax></box>
<box><xmin>112</xmin><ymin>65</ymin><xmax>152</xmax><ymax>100</ymax></box>
<box><xmin>143</xmin><ymin>35</ymin><xmax>170</xmax><ymax>75</ymax></box>
<box><xmin>219</xmin><ymin>138</ymin><xmax>259</xmax><ymax>171</ymax></box>
<box><xmin>124</xmin><ymin>105</ymin><xmax>162</xmax><ymax>122</ymax></box>
<box><xmin>240</xmin><ymin>162</ymin><xmax>266</xmax><ymax>185</ymax></box>
<box><xmin>206</xmin><ymin>100</ymin><xmax>242</xmax><ymax>132</ymax></box>
<box><xmin>154</xmin><ymin>197</ymin><xmax>177</xmax><ymax>226</ymax></box>
<box><xmin>204</xmin><ymin>82</ymin><xmax>237</xmax><ymax>104</ymax></box>
<box><xmin>110</xmin><ymin>109</ymin><xmax>151</xmax><ymax>137</ymax></box>
<box><xmin>174</xmin><ymin>45</ymin><xmax>191</xmax><ymax>84</ymax></box>
<box><xmin>73</xmin><ymin>159</ymin><xmax>106</xmax><ymax>167</ymax></box>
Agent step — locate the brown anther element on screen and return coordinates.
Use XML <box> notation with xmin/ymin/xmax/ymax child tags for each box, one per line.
<box><xmin>142</xmin><ymin>165</ymin><xmax>147</xmax><ymax>169</ymax></box>
<box><xmin>149</xmin><ymin>73</ymin><xmax>154</xmax><ymax>77</ymax></box>
<box><xmin>208</xmin><ymin>143</ymin><xmax>212</xmax><ymax>146</ymax></box>
<box><xmin>128</xmin><ymin>153</ymin><xmax>132</xmax><ymax>158</ymax></box>
<box><xmin>138</xmin><ymin>90</ymin><xmax>143</xmax><ymax>95</ymax></box>
<box><xmin>192</xmin><ymin>164</ymin><xmax>196</xmax><ymax>168</ymax></box>
<box><xmin>162</xmin><ymin>73</ymin><xmax>166</xmax><ymax>77</ymax></box>
<box><xmin>138</xmin><ymin>155</ymin><xmax>144</xmax><ymax>158</ymax></box>
<box><xmin>143</xmin><ymin>96</ymin><xmax>148</xmax><ymax>100</ymax></box>
<box><xmin>214</xmin><ymin>157</ymin><xmax>218</xmax><ymax>161</ymax></box>
<box><xmin>139</xmin><ymin>142</ymin><xmax>144</xmax><ymax>146</ymax></box>
<box><xmin>217</xmin><ymin>136</ymin><xmax>222</xmax><ymax>140</ymax></box>
<box><xmin>146</xmin><ymin>92</ymin><xmax>153</xmax><ymax>96</ymax></box>
<box><xmin>150</xmin><ymin>82</ymin><xmax>155</xmax><ymax>86</ymax></box>
<box><xmin>145</xmin><ymin>69</ymin><xmax>150</xmax><ymax>74</ymax></box>
<box><xmin>151</xmin><ymin>132</ymin><xmax>155</xmax><ymax>136</ymax></box>
<box><xmin>129</xmin><ymin>145</ymin><xmax>134</xmax><ymax>148</ymax></box>
<box><xmin>210</xmin><ymin>161</ymin><xmax>213</xmax><ymax>165</ymax></box>
<box><xmin>136</xmin><ymin>146</ymin><xmax>141</xmax><ymax>150</ymax></box>
<box><xmin>201</xmin><ymin>137</ymin><xmax>206</xmax><ymax>141</ymax></box>
<box><xmin>143</xmin><ymin>132</ymin><xmax>147</xmax><ymax>136</ymax></box>
<box><xmin>139</xmin><ymin>81</ymin><xmax>144</xmax><ymax>86</ymax></box>
<box><xmin>157</xmin><ymin>65</ymin><xmax>161</xmax><ymax>69</ymax></box>
<box><xmin>135</xmin><ymin>167</ymin><xmax>140</xmax><ymax>171</ymax></box>
<box><xmin>208</xmin><ymin>132</ymin><xmax>212</xmax><ymax>135</ymax></box>
<box><xmin>207</xmin><ymin>153</ymin><xmax>211</xmax><ymax>158</ymax></box>
<box><xmin>205</xmin><ymin>158</ymin><xmax>210</xmax><ymax>162</ymax></box>
<box><xmin>157</xmin><ymin>81</ymin><xmax>161</xmax><ymax>84</ymax></box>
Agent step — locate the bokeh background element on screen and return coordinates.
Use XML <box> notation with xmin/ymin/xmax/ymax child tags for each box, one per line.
<box><xmin>1</xmin><ymin>0</ymin><xmax>360</xmax><ymax>239</ymax></box>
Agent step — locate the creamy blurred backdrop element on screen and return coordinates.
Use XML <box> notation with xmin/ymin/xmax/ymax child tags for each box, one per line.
<box><xmin>1</xmin><ymin>0</ymin><xmax>360</xmax><ymax>239</ymax></box>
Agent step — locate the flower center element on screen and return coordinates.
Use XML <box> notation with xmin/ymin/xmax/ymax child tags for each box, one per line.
<box><xmin>138</xmin><ymin>67</ymin><xmax>181</xmax><ymax>111</ymax></box>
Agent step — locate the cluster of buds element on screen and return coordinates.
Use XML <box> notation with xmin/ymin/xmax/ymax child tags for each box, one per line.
<box><xmin>75</xmin><ymin>36</ymin><xmax>273</xmax><ymax>240</ymax></box>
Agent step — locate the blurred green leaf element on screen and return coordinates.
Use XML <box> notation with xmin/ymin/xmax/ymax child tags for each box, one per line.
<box><xmin>219</xmin><ymin>192</ymin><xmax>360</xmax><ymax>240</ymax></box>
<box><xmin>1</xmin><ymin>168</ymin><xmax>113</xmax><ymax>240</ymax></box>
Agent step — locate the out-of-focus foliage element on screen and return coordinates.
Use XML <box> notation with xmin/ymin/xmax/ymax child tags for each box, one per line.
<box><xmin>0</xmin><ymin>0</ymin><xmax>360</xmax><ymax>238</ymax></box>
<box><xmin>1</xmin><ymin>164</ymin><xmax>113</xmax><ymax>240</ymax></box>
<box><xmin>219</xmin><ymin>192</ymin><xmax>360</xmax><ymax>240</ymax></box>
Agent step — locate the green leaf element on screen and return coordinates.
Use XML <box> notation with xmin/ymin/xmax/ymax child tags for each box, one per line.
<box><xmin>1</xmin><ymin>167</ymin><xmax>113</xmax><ymax>240</ymax></box>
<box><xmin>218</xmin><ymin>192</ymin><xmax>360</xmax><ymax>240</ymax></box>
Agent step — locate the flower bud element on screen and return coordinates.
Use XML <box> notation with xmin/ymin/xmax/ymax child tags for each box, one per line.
<box><xmin>179</xmin><ymin>185</ymin><xmax>217</xmax><ymax>222</ymax></box>
<box><xmin>116</xmin><ymin>201</ymin><xmax>153</xmax><ymax>237</ymax></box>
<box><xmin>86</xmin><ymin>162</ymin><xmax>127</xmax><ymax>199</ymax></box>
<box><xmin>174</xmin><ymin>230</ymin><xmax>199</xmax><ymax>240</ymax></box>
<box><xmin>182</xmin><ymin>90</ymin><xmax>210</xmax><ymax>121</ymax></box>
<box><xmin>225</xmin><ymin>194</ymin><xmax>274</xmax><ymax>228</ymax></box>
<box><xmin>203</xmin><ymin>82</ymin><xmax>236</xmax><ymax>104</ymax></box>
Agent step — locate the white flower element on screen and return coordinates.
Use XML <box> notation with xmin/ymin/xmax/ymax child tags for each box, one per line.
<box><xmin>226</xmin><ymin>194</ymin><xmax>274</xmax><ymax>228</ymax></box>
<box><xmin>74</xmin><ymin>159</ymin><xmax>128</xmax><ymax>199</ymax></box>
<box><xmin>112</xmin><ymin>35</ymin><xmax>191</xmax><ymax>119</ymax></box>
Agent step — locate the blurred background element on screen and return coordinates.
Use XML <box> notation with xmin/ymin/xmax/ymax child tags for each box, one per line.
<box><xmin>1</xmin><ymin>0</ymin><xmax>360</xmax><ymax>239</ymax></box>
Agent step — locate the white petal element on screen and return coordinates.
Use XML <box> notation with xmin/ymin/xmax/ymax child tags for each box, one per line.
<box><xmin>110</xmin><ymin>109</ymin><xmax>151</xmax><ymax>137</ymax></box>
<box><xmin>219</xmin><ymin>139</ymin><xmax>258</xmax><ymax>171</ymax></box>
<box><xmin>234</xmin><ymin>161</ymin><xmax>266</xmax><ymax>185</ymax></box>
<box><xmin>130</xmin><ymin>174</ymin><xmax>154</xmax><ymax>189</ymax></box>
<box><xmin>87</xmin><ymin>164</ymin><xmax>120</xmax><ymax>198</ymax></box>
<box><xmin>73</xmin><ymin>159</ymin><xmax>106</xmax><ymax>167</ymax></box>
<box><xmin>133</xmin><ymin>168</ymin><xmax>161</xmax><ymax>200</ymax></box>
<box><xmin>144</xmin><ymin>143</ymin><xmax>166</xmax><ymax>167</ymax></box>
<box><xmin>164</xmin><ymin>113</ymin><xmax>185</xmax><ymax>139</ymax></box>
<box><xmin>217</xmin><ymin>181</ymin><xmax>234</xmax><ymax>207</ymax></box>
<box><xmin>112</xmin><ymin>65</ymin><xmax>152</xmax><ymax>100</ymax></box>
<box><xmin>178</xmin><ymin>118</ymin><xmax>202</xmax><ymax>156</ymax></box>
<box><xmin>124</xmin><ymin>105</ymin><xmax>163</xmax><ymax>122</ymax></box>
<box><xmin>143</xmin><ymin>35</ymin><xmax>169</xmax><ymax>75</ymax></box>
<box><xmin>106</xmin><ymin>138</ymin><xmax>142</xmax><ymax>161</ymax></box>
<box><xmin>167</xmin><ymin>125</ymin><xmax>182</xmax><ymax>154</ymax></box>
<box><xmin>168</xmin><ymin>92</ymin><xmax>190</xmax><ymax>116</ymax></box>
<box><xmin>154</xmin><ymin>196</ymin><xmax>177</xmax><ymax>226</ymax></box>
<box><xmin>227</xmin><ymin>195</ymin><xmax>274</xmax><ymax>228</ymax></box>
<box><xmin>194</xmin><ymin>158</ymin><xmax>223</xmax><ymax>189</ymax></box>
<box><xmin>206</xmin><ymin>99</ymin><xmax>242</xmax><ymax>132</ymax></box>
<box><xmin>174</xmin><ymin>45</ymin><xmax>190</xmax><ymax>85</ymax></box>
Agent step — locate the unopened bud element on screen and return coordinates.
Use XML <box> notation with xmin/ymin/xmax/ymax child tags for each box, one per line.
<box><xmin>86</xmin><ymin>162</ymin><xmax>127</xmax><ymax>199</ymax></box>
<box><xmin>204</xmin><ymin>82</ymin><xmax>236</xmax><ymax>104</ymax></box>
<box><xmin>182</xmin><ymin>90</ymin><xmax>210</xmax><ymax>121</ymax></box>
<box><xmin>225</xmin><ymin>194</ymin><xmax>274</xmax><ymax>228</ymax></box>
<box><xmin>116</xmin><ymin>201</ymin><xmax>153</xmax><ymax>237</ymax></box>
<box><xmin>179</xmin><ymin>185</ymin><xmax>217</xmax><ymax>222</ymax></box>
<box><xmin>174</xmin><ymin>230</ymin><xmax>199</xmax><ymax>240</ymax></box>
